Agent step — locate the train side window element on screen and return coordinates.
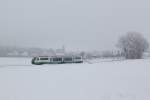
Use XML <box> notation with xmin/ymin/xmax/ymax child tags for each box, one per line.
<box><xmin>53</xmin><ymin>58</ymin><xmax>58</xmax><ymax>61</ymax></box>
<box><xmin>50</xmin><ymin>58</ymin><xmax>52</xmax><ymax>61</ymax></box>
<box><xmin>75</xmin><ymin>57</ymin><xmax>81</xmax><ymax>59</ymax></box>
<box><xmin>58</xmin><ymin>58</ymin><xmax>62</xmax><ymax>61</ymax></box>
<box><xmin>40</xmin><ymin>58</ymin><xmax>49</xmax><ymax>60</ymax></box>
<box><xmin>53</xmin><ymin>58</ymin><xmax>62</xmax><ymax>61</ymax></box>
<box><xmin>64</xmin><ymin>58</ymin><xmax>72</xmax><ymax>61</ymax></box>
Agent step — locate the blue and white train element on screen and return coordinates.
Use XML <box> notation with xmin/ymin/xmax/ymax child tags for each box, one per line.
<box><xmin>31</xmin><ymin>56</ymin><xmax>83</xmax><ymax>65</ymax></box>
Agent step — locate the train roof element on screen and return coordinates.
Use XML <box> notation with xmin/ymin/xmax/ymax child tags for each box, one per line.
<box><xmin>34</xmin><ymin>55</ymin><xmax>82</xmax><ymax>58</ymax></box>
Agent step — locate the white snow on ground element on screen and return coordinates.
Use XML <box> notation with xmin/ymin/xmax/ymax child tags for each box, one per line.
<box><xmin>0</xmin><ymin>57</ymin><xmax>150</xmax><ymax>100</ymax></box>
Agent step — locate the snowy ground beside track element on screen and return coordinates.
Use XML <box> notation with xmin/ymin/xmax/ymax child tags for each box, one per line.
<box><xmin>0</xmin><ymin>57</ymin><xmax>150</xmax><ymax>100</ymax></box>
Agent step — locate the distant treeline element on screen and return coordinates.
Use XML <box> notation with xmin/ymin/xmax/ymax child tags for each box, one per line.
<box><xmin>0</xmin><ymin>46</ymin><xmax>55</xmax><ymax>57</ymax></box>
<box><xmin>0</xmin><ymin>46</ymin><xmax>150</xmax><ymax>59</ymax></box>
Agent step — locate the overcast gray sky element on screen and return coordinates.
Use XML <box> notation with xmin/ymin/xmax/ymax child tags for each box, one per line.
<box><xmin>0</xmin><ymin>0</ymin><xmax>150</xmax><ymax>51</ymax></box>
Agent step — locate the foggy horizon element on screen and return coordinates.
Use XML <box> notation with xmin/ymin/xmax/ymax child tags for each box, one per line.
<box><xmin>1</xmin><ymin>0</ymin><xmax>150</xmax><ymax>51</ymax></box>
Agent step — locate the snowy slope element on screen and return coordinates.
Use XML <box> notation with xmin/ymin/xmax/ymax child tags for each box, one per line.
<box><xmin>0</xmin><ymin>57</ymin><xmax>150</xmax><ymax>100</ymax></box>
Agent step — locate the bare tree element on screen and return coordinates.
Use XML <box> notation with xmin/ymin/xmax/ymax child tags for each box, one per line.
<box><xmin>117</xmin><ymin>32</ymin><xmax>149</xmax><ymax>59</ymax></box>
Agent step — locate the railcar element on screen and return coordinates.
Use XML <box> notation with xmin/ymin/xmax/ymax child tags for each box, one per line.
<box><xmin>31</xmin><ymin>56</ymin><xmax>83</xmax><ymax>65</ymax></box>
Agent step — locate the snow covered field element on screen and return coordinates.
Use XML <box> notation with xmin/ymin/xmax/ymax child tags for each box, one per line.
<box><xmin>0</xmin><ymin>57</ymin><xmax>150</xmax><ymax>100</ymax></box>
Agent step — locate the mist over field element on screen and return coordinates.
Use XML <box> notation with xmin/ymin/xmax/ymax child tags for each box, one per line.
<box><xmin>0</xmin><ymin>0</ymin><xmax>150</xmax><ymax>51</ymax></box>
